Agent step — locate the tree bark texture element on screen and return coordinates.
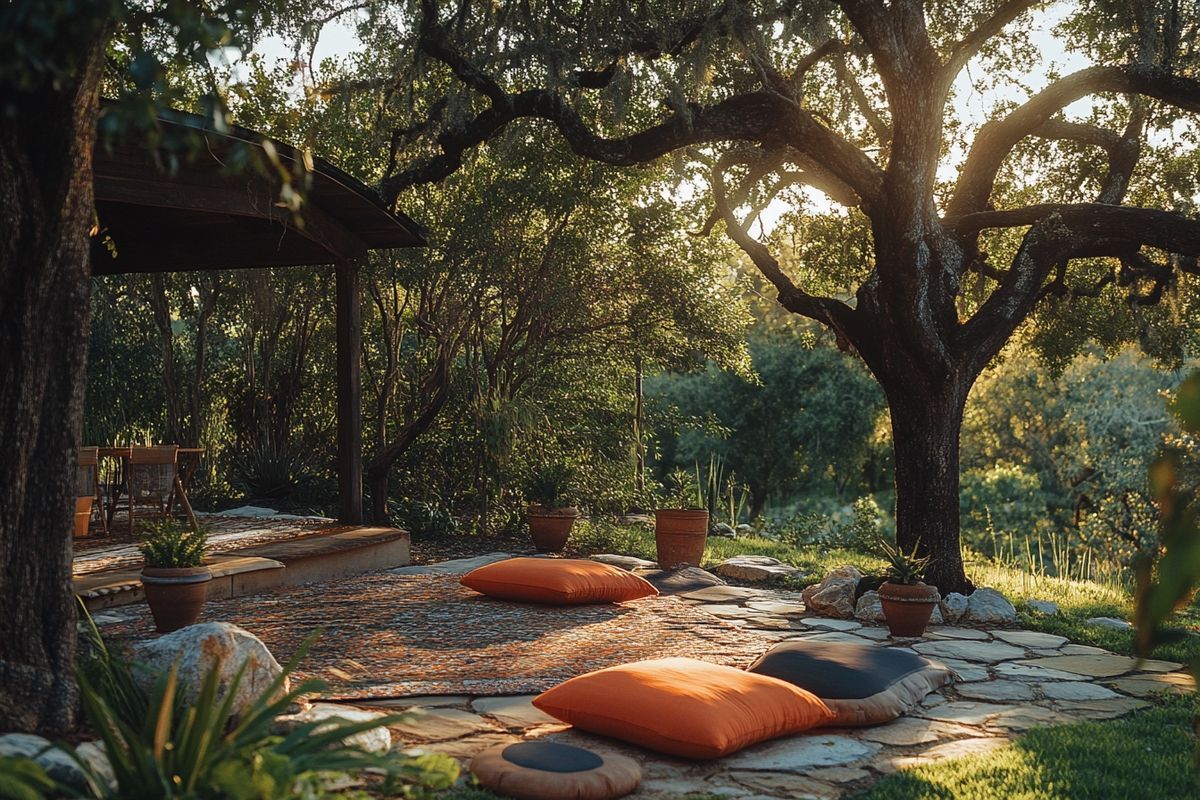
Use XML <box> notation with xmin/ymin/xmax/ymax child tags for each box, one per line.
<box><xmin>0</xmin><ymin>41</ymin><xmax>104</xmax><ymax>734</ymax></box>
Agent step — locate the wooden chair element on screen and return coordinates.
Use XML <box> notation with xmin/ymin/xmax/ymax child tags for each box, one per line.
<box><xmin>126</xmin><ymin>445</ymin><xmax>179</xmax><ymax>534</ymax></box>
<box><xmin>76</xmin><ymin>447</ymin><xmax>107</xmax><ymax>536</ymax></box>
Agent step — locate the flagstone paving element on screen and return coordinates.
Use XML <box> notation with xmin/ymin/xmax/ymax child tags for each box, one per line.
<box><xmin>337</xmin><ymin>559</ymin><xmax>1193</xmax><ymax>798</ymax></box>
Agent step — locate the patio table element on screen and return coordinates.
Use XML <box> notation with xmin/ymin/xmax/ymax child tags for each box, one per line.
<box><xmin>99</xmin><ymin>446</ymin><xmax>203</xmax><ymax>531</ymax></box>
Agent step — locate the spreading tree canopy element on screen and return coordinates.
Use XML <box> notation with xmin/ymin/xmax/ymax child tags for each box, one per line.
<box><xmin>301</xmin><ymin>0</ymin><xmax>1200</xmax><ymax>593</ymax></box>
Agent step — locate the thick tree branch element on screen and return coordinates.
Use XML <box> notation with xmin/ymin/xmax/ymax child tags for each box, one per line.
<box><xmin>711</xmin><ymin>151</ymin><xmax>862</xmax><ymax>349</ymax></box>
<box><xmin>946</xmin><ymin>203</ymin><xmax>1200</xmax><ymax>255</ymax></box>
<box><xmin>948</xmin><ymin>65</ymin><xmax>1200</xmax><ymax>218</ymax></box>
<box><xmin>381</xmin><ymin>33</ymin><xmax>885</xmax><ymax>209</ymax></box>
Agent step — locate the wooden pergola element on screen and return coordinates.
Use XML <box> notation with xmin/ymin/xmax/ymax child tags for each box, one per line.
<box><xmin>90</xmin><ymin>107</ymin><xmax>426</xmax><ymax>524</ymax></box>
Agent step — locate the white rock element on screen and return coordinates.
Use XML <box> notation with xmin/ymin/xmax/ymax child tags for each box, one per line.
<box><xmin>0</xmin><ymin>734</ymin><xmax>92</xmax><ymax>790</ymax></box>
<box><xmin>735</xmin><ymin>524</ymin><xmax>756</xmax><ymax>538</ymax></box>
<box><xmin>715</xmin><ymin>555</ymin><xmax>803</xmax><ymax>582</ymax></box>
<box><xmin>963</xmin><ymin>588</ymin><xmax>1017</xmax><ymax>624</ymax></box>
<box><xmin>274</xmin><ymin>703</ymin><xmax>392</xmax><ymax>753</ymax></box>
<box><xmin>800</xmin><ymin>566</ymin><xmax>862</xmax><ymax>618</ymax></box>
<box><xmin>940</xmin><ymin>593</ymin><xmax>969</xmax><ymax>623</ymax></box>
<box><xmin>1027</xmin><ymin>600</ymin><xmax>1059</xmax><ymax>615</ymax></box>
<box><xmin>75</xmin><ymin>741</ymin><xmax>116</xmax><ymax>791</ymax></box>
<box><xmin>854</xmin><ymin>590</ymin><xmax>885</xmax><ymax>622</ymax></box>
<box><xmin>589</xmin><ymin>554</ymin><xmax>657</xmax><ymax>571</ymax></box>
<box><xmin>1085</xmin><ymin>616</ymin><xmax>1132</xmax><ymax>631</ymax></box>
<box><xmin>132</xmin><ymin>622</ymin><xmax>286</xmax><ymax>719</ymax></box>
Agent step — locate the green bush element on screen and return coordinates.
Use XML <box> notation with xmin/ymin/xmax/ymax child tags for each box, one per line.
<box><xmin>139</xmin><ymin>521</ymin><xmax>208</xmax><ymax>568</ymax></box>
<box><xmin>392</xmin><ymin>500</ymin><xmax>457</xmax><ymax>538</ymax></box>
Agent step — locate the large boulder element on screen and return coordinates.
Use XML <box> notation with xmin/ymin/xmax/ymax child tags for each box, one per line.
<box><xmin>940</xmin><ymin>593</ymin><xmax>969</xmax><ymax>624</ymax></box>
<box><xmin>801</xmin><ymin>566</ymin><xmax>863</xmax><ymax>618</ymax></box>
<box><xmin>715</xmin><ymin>555</ymin><xmax>803</xmax><ymax>583</ymax></box>
<box><xmin>962</xmin><ymin>588</ymin><xmax>1017</xmax><ymax>624</ymax></box>
<box><xmin>735</xmin><ymin>524</ymin><xmax>756</xmax><ymax>538</ymax></box>
<box><xmin>854</xmin><ymin>590</ymin><xmax>885</xmax><ymax>622</ymax></box>
<box><xmin>274</xmin><ymin>703</ymin><xmax>392</xmax><ymax>754</ymax></box>
<box><xmin>132</xmin><ymin>622</ymin><xmax>286</xmax><ymax>718</ymax></box>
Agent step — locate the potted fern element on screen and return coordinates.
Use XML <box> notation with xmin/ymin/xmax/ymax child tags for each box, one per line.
<box><xmin>524</xmin><ymin>464</ymin><xmax>579</xmax><ymax>553</ymax></box>
<box><xmin>654</xmin><ymin>468</ymin><xmax>709</xmax><ymax>569</ymax></box>
<box><xmin>877</xmin><ymin>538</ymin><xmax>940</xmax><ymax>637</ymax></box>
<box><xmin>139</xmin><ymin>521</ymin><xmax>211</xmax><ymax>633</ymax></box>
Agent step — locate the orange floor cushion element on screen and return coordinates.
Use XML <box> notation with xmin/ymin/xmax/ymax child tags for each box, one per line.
<box><xmin>460</xmin><ymin>558</ymin><xmax>659</xmax><ymax>604</ymax></box>
<box><xmin>532</xmin><ymin>657</ymin><xmax>836</xmax><ymax>759</ymax></box>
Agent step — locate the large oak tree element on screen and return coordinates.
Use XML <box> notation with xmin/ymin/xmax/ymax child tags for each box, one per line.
<box><xmin>319</xmin><ymin>0</ymin><xmax>1200</xmax><ymax>593</ymax></box>
<box><xmin>0</xmin><ymin>0</ymin><xmax>271</xmax><ymax>734</ymax></box>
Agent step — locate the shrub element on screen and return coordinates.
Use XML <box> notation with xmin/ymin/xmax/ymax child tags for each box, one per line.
<box><xmin>392</xmin><ymin>500</ymin><xmax>457</xmax><ymax>538</ymax></box>
<box><xmin>139</xmin><ymin>521</ymin><xmax>208</xmax><ymax>568</ymax></box>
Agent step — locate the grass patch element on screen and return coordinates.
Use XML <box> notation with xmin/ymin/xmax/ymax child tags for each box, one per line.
<box><xmin>567</xmin><ymin>519</ymin><xmax>885</xmax><ymax>582</ymax></box>
<box><xmin>856</xmin><ymin>695</ymin><xmax>1200</xmax><ymax>800</ymax></box>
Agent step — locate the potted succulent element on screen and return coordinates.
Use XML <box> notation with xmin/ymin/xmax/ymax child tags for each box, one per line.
<box><xmin>877</xmin><ymin>538</ymin><xmax>939</xmax><ymax>637</ymax></box>
<box><xmin>139</xmin><ymin>520</ymin><xmax>211</xmax><ymax>633</ymax></box>
<box><xmin>654</xmin><ymin>468</ymin><xmax>709</xmax><ymax>569</ymax></box>
<box><xmin>524</xmin><ymin>464</ymin><xmax>579</xmax><ymax>553</ymax></box>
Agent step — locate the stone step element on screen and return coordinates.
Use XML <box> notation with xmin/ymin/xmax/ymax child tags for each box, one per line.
<box><xmin>75</xmin><ymin>526</ymin><xmax>410</xmax><ymax>609</ymax></box>
<box><xmin>226</xmin><ymin>526</ymin><xmax>410</xmax><ymax>586</ymax></box>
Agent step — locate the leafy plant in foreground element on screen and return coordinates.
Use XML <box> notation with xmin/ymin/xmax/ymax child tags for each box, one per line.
<box><xmin>66</xmin><ymin>623</ymin><xmax>458</xmax><ymax>799</ymax></box>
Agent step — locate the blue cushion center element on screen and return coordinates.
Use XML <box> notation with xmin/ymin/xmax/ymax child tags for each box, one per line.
<box><xmin>501</xmin><ymin>741</ymin><xmax>604</xmax><ymax>773</ymax></box>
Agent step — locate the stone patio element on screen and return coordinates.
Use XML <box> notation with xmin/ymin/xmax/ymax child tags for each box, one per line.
<box><xmin>330</xmin><ymin>556</ymin><xmax>1194</xmax><ymax>799</ymax></box>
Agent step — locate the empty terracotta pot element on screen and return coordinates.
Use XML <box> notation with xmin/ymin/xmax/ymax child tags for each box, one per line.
<box><xmin>528</xmin><ymin>507</ymin><xmax>579</xmax><ymax>553</ymax></box>
<box><xmin>654</xmin><ymin>509</ymin><xmax>709</xmax><ymax>569</ymax></box>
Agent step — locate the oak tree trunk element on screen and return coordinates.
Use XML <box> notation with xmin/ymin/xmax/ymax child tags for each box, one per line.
<box><xmin>0</xmin><ymin>41</ymin><xmax>104</xmax><ymax>734</ymax></box>
<box><xmin>883</xmin><ymin>373</ymin><xmax>975</xmax><ymax>596</ymax></box>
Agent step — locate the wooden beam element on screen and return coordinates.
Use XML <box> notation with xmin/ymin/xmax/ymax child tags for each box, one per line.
<box><xmin>336</xmin><ymin>261</ymin><xmax>364</xmax><ymax>524</ymax></box>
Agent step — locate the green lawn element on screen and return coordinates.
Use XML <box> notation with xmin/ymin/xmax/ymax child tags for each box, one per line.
<box><xmin>856</xmin><ymin>695</ymin><xmax>1200</xmax><ymax>800</ymax></box>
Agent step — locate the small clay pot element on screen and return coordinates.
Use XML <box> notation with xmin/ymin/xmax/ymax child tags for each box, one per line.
<box><xmin>878</xmin><ymin>581</ymin><xmax>940</xmax><ymax>637</ymax></box>
<box><xmin>528</xmin><ymin>507</ymin><xmax>579</xmax><ymax>553</ymax></box>
<box><xmin>654</xmin><ymin>509</ymin><xmax>709</xmax><ymax>569</ymax></box>
<box><xmin>74</xmin><ymin>497</ymin><xmax>93</xmax><ymax>537</ymax></box>
<box><xmin>141</xmin><ymin>565</ymin><xmax>212</xmax><ymax>633</ymax></box>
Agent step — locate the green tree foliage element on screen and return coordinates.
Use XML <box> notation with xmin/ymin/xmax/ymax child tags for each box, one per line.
<box><xmin>961</xmin><ymin>347</ymin><xmax>1186</xmax><ymax>568</ymax></box>
<box><xmin>652</xmin><ymin>329</ymin><xmax>885</xmax><ymax>519</ymax></box>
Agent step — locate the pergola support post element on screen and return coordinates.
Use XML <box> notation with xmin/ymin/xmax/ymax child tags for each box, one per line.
<box><xmin>335</xmin><ymin>260</ymin><xmax>363</xmax><ymax>524</ymax></box>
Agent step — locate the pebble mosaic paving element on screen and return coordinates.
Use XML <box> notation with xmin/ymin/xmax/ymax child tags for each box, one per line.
<box><xmin>101</xmin><ymin>572</ymin><xmax>776</xmax><ymax>698</ymax></box>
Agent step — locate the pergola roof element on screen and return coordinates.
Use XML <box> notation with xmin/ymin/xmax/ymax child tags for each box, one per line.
<box><xmin>91</xmin><ymin>105</ymin><xmax>424</xmax><ymax>275</ymax></box>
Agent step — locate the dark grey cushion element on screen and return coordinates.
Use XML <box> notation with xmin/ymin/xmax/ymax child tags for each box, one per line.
<box><xmin>748</xmin><ymin>641</ymin><xmax>953</xmax><ymax>726</ymax></box>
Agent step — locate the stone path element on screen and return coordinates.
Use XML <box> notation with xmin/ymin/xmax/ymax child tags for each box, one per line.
<box><xmin>331</xmin><ymin>556</ymin><xmax>1194</xmax><ymax>799</ymax></box>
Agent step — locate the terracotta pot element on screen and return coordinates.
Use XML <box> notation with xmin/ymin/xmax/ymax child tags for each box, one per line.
<box><xmin>878</xmin><ymin>581</ymin><xmax>940</xmax><ymax>637</ymax></box>
<box><xmin>74</xmin><ymin>497</ymin><xmax>93</xmax><ymax>537</ymax></box>
<box><xmin>528</xmin><ymin>507</ymin><xmax>579</xmax><ymax>553</ymax></box>
<box><xmin>654</xmin><ymin>509</ymin><xmax>709</xmax><ymax>569</ymax></box>
<box><xmin>141</xmin><ymin>566</ymin><xmax>212</xmax><ymax>633</ymax></box>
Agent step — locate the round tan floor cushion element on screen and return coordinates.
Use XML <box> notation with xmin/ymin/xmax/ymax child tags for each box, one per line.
<box><xmin>470</xmin><ymin>741</ymin><xmax>642</xmax><ymax>800</ymax></box>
